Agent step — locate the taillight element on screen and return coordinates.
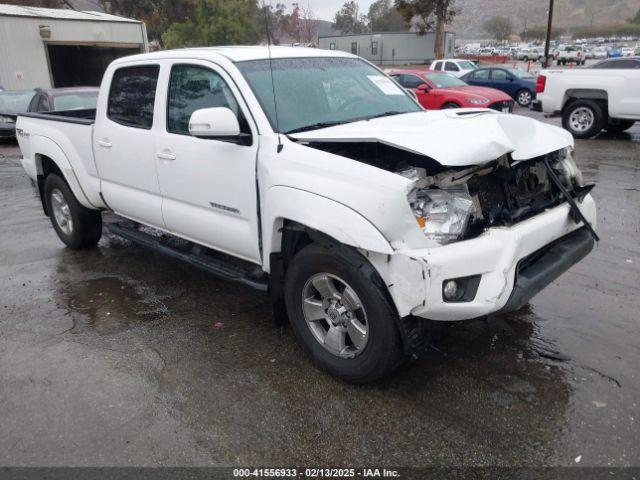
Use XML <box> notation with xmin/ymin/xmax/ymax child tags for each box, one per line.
<box><xmin>537</xmin><ymin>75</ymin><xmax>546</xmax><ymax>93</ymax></box>
<box><xmin>577</xmin><ymin>51</ymin><xmax>581</xmax><ymax>57</ymax></box>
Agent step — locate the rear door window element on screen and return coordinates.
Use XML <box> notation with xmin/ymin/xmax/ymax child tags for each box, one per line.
<box><xmin>433</xmin><ymin>61</ymin><xmax>443</xmax><ymax>71</ymax></box>
<box><xmin>472</xmin><ymin>69</ymin><xmax>490</xmax><ymax>80</ymax></box>
<box><xmin>108</xmin><ymin>65</ymin><xmax>160</xmax><ymax>129</ymax></box>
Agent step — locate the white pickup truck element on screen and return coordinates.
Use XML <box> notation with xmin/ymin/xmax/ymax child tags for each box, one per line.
<box><xmin>17</xmin><ymin>47</ymin><xmax>598</xmax><ymax>383</ymax></box>
<box><xmin>534</xmin><ymin>56</ymin><xmax>640</xmax><ymax>138</ymax></box>
<box><xmin>556</xmin><ymin>45</ymin><xmax>587</xmax><ymax>66</ymax></box>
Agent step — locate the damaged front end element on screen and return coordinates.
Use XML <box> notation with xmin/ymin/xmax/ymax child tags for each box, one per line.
<box><xmin>398</xmin><ymin>147</ymin><xmax>595</xmax><ymax>247</ymax></box>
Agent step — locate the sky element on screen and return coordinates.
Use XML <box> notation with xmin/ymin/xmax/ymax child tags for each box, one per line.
<box><xmin>268</xmin><ymin>0</ymin><xmax>377</xmax><ymax>22</ymax></box>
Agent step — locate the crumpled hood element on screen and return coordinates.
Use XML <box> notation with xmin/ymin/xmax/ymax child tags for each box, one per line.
<box><xmin>290</xmin><ymin>110</ymin><xmax>573</xmax><ymax>167</ymax></box>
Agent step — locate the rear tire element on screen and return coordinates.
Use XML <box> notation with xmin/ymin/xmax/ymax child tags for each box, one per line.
<box><xmin>44</xmin><ymin>174</ymin><xmax>102</xmax><ymax>249</ymax></box>
<box><xmin>605</xmin><ymin>120</ymin><xmax>635</xmax><ymax>134</ymax></box>
<box><xmin>562</xmin><ymin>99</ymin><xmax>606</xmax><ymax>139</ymax></box>
<box><xmin>284</xmin><ymin>244</ymin><xmax>405</xmax><ymax>384</ymax></box>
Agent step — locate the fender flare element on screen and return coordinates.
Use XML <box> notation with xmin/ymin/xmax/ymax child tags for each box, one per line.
<box><xmin>31</xmin><ymin>135</ymin><xmax>95</xmax><ymax>209</ymax></box>
<box><xmin>264</xmin><ymin>186</ymin><xmax>393</xmax><ymax>270</ymax></box>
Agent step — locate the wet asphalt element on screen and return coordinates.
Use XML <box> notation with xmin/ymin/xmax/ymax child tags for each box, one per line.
<box><xmin>0</xmin><ymin>109</ymin><xmax>638</xmax><ymax>467</ymax></box>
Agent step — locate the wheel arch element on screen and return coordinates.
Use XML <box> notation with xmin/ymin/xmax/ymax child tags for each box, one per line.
<box><xmin>31</xmin><ymin>137</ymin><xmax>95</xmax><ymax>213</ymax></box>
<box><xmin>562</xmin><ymin>89</ymin><xmax>609</xmax><ymax>113</ymax></box>
<box><xmin>263</xmin><ymin>186</ymin><xmax>394</xmax><ymax>273</ymax></box>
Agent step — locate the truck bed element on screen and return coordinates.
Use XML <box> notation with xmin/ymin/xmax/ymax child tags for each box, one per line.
<box><xmin>19</xmin><ymin>108</ymin><xmax>96</xmax><ymax>125</ymax></box>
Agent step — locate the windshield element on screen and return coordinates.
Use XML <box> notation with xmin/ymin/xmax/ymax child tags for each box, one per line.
<box><xmin>237</xmin><ymin>57</ymin><xmax>420</xmax><ymax>134</ymax></box>
<box><xmin>53</xmin><ymin>92</ymin><xmax>98</xmax><ymax>111</ymax></box>
<box><xmin>457</xmin><ymin>61</ymin><xmax>476</xmax><ymax>70</ymax></box>
<box><xmin>508</xmin><ymin>68</ymin><xmax>535</xmax><ymax>79</ymax></box>
<box><xmin>424</xmin><ymin>73</ymin><xmax>468</xmax><ymax>88</ymax></box>
<box><xmin>0</xmin><ymin>90</ymin><xmax>36</xmax><ymax>114</ymax></box>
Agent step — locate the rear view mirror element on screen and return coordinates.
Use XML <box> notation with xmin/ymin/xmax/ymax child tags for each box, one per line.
<box><xmin>189</xmin><ymin>107</ymin><xmax>242</xmax><ymax>140</ymax></box>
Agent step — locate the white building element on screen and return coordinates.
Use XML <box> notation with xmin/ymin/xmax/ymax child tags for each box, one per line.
<box><xmin>0</xmin><ymin>3</ymin><xmax>148</xmax><ymax>90</ymax></box>
<box><xmin>318</xmin><ymin>31</ymin><xmax>456</xmax><ymax>66</ymax></box>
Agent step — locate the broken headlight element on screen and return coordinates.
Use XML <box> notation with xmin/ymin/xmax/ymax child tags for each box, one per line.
<box><xmin>556</xmin><ymin>147</ymin><xmax>583</xmax><ymax>187</ymax></box>
<box><xmin>409</xmin><ymin>187</ymin><xmax>476</xmax><ymax>245</ymax></box>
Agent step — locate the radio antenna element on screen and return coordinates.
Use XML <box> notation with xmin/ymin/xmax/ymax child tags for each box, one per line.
<box><xmin>262</xmin><ymin>1</ymin><xmax>283</xmax><ymax>153</ymax></box>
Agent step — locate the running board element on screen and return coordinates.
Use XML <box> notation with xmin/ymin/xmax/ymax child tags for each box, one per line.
<box><xmin>107</xmin><ymin>223</ymin><xmax>268</xmax><ymax>292</ymax></box>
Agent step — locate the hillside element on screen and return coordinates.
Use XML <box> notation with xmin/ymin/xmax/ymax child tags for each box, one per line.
<box><xmin>452</xmin><ymin>0</ymin><xmax>639</xmax><ymax>38</ymax></box>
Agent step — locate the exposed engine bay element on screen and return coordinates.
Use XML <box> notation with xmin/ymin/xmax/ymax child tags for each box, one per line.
<box><xmin>302</xmin><ymin>140</ymin><xmax>592</xmax><ymax>245</ymax></box>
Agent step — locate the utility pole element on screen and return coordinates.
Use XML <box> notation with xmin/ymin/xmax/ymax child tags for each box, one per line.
<box><xmin>543</xmin><ymin>0</ymin><xmax>555</xmax><ymax>68</ymax></box>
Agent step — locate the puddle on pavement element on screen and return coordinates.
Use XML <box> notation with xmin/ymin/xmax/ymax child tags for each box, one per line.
<box><xmin>61</xmin><ymin>276</ymin><xmax>169</xmax><ymax>335</ymax></box>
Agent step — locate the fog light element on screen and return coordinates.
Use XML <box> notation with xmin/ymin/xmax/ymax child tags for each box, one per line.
<box><xmin>443</xmin><ymin>280</ymin><xmax>458</xmax><ymax>300</ymax></box>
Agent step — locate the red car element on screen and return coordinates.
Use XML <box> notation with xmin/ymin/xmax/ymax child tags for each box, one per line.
<box><xmin>387</xmin><ymin>69</ymin><xmax>514</xmax><ymax>113</ymax></box>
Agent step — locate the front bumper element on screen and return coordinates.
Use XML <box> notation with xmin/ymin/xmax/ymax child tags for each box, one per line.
<box><xmin>394</xmin><ymin>195</ymin><xmax>596</xmax><ymax>321</ymax></box>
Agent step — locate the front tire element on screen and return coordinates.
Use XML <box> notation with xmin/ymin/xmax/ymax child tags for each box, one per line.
<box><xmin>441</xmin><ymin>102</ymin><xmax>460</xmax><ymax>109</ymax></box>
<box><xmin>44</xmin><ymin>174</ymin><xmax>102</xmax><ymax>249</ymax></box>
<box><xmin>516</xmin><ymin>89</ymin><xmax>533</xmax><ymax>107</ymax></box>
<box><xmin>284</xmin><ymin>244</ymin><xmax>404</xmax><ymax>384</ymax></box>
<box><xmin>562</xmin><ymin>100</ymin><xmax>606</xmax><ymax>139</ymax></box>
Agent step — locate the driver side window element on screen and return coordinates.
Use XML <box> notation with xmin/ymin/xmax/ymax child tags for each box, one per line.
<box><xmin>403</xmin><ymin>75</ymin><xmax>425</xmax><ymax>89</ymax></box>
<box><xmin>167</xmin><ymin>64</ymin><xmax>248</xmax><ymax>136</ymax></box>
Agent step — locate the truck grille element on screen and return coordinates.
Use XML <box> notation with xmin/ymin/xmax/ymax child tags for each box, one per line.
<box><xmin>467</xmin><ymin>158</ymin><xmax>564</xmax><ymax>227</ymax></box>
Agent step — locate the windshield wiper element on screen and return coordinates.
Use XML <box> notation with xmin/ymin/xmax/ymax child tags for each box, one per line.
<box><xmin>364</xmin><ymin>110</ymin><xmax>405</xmax><ymax>120</ymax></box>
<box><xmin>285</xmin><ymin>121</ymin><xmax>349</xmax><ymax>135</ymax></box>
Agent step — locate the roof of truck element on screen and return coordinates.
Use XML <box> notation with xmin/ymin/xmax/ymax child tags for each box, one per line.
<box><xmin>113</xmin><ymin>46</ymin><xmax>357</xmax><ymax>65</ymax></box>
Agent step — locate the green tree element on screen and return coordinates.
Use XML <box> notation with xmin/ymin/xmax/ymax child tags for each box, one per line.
<box><xmin>162</xmin><ymin>0</ymin><xmax>262</xmax><ymax>49</ymax></box>
<box><xmin>483</xmin><ymin>15</ymin><xmax>513</xmax><ymax>42</ymax></box>
<box><xmin>368</xmin><ymin>0</ymin><xmax>405</xmax><ymax>32</ymax></box>
<box><xmin>100</xmin><ymin>0</ymin><xmax>195</xmax><ymax>47</ymax></box>
<box><xmin>395</xmin><ymin>0</ymin><xmax>458</xmax><ymax>58</ymax></box>
<box><xmin>263</xmin><ymin>2</ymin><xmax>288</xmax><ymax>44</ymax></box>
<box><xmin>333</xmin><ymin>1</ymin><xmax>367</xmax><ymax>34</ymax></box>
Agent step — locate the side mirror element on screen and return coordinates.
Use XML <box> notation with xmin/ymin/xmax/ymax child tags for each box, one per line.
<box><xmin>417</xmin><ymin>83</ymin><xmax>431</xmax><ymax>92</ymax></box>
<box><xmin>189</xmin><ymin>107</ymin><xmax>248</xmax><ymax>143</ymax></box>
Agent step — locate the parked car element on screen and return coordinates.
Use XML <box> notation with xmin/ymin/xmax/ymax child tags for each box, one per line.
<box><xmin>556</xmin><ymin>45</ymin><xmax>587</xmax><ymax>65</ymax></box>
<box><xmin>592</xmin><ymin>47</ymin><xmax>608</xmax><ymax>59</ymax></box>
<box><xmin>16</xmin><ymin>47</ymin><xmax>597</xmax><ymax>383</ymax></box>
<box><xmin>607</xmin><ymin>47</ymin><xmax>623</xmax><ymax>58</ymax></box>
<box><xmin>534</xmin><ymin>57</ymin><xmax>640</xmax><ymax>138</ymax></box>
<box><xmin>388</xmin><ymin>69</ymin><xmax>514</xmax><ymax>112</ymax></box>
<box><xmin>516</xmin><ymin>47</ymin><xmax>545</xmax><ymax>62</ymax></box>
<box><xmin>429</xmin><ymin>58</ymin><xmax>477</xmax><ymax>78</ymax></box>
<box><xmin>27</xmin><ymin>87</ymin><xmax>99</xmax><ymax>113</ymax></box>
<box><xmin>0</xmin><ymin>89</ymin><xmax>37</xmax><ymax>140</ymax></box>
<box><xmin>621</xmin><ymin>47</ymin><xmax>635</xmax><ymax>57</ymax></box>
<box><xmin>461</xmin><ymin>66</ymin><xmax>537</xmax><ymax>107</ymax></box>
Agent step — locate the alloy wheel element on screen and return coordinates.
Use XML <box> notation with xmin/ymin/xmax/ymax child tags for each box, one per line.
<box><xmin>301</xmin><ymin>273</ymin><xmax>369</xmax><ymax>358</ymax></box>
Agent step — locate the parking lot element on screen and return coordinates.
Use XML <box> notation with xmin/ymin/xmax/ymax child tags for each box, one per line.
<box><xmin>0</xmin><ymin>108</ymin><xmax>638</xmax><ymax>467</ymax></box>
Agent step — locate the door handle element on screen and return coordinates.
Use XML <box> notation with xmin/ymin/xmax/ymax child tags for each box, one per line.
<box><xmin>156</xmin><ymin>152</ymin><xmax>176</xmax><ymax>161</ymax></box>
<box><xmin>98</xmin><ymin>140</ymin><xmax>112</xmax><ymax>148</ymax></box>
